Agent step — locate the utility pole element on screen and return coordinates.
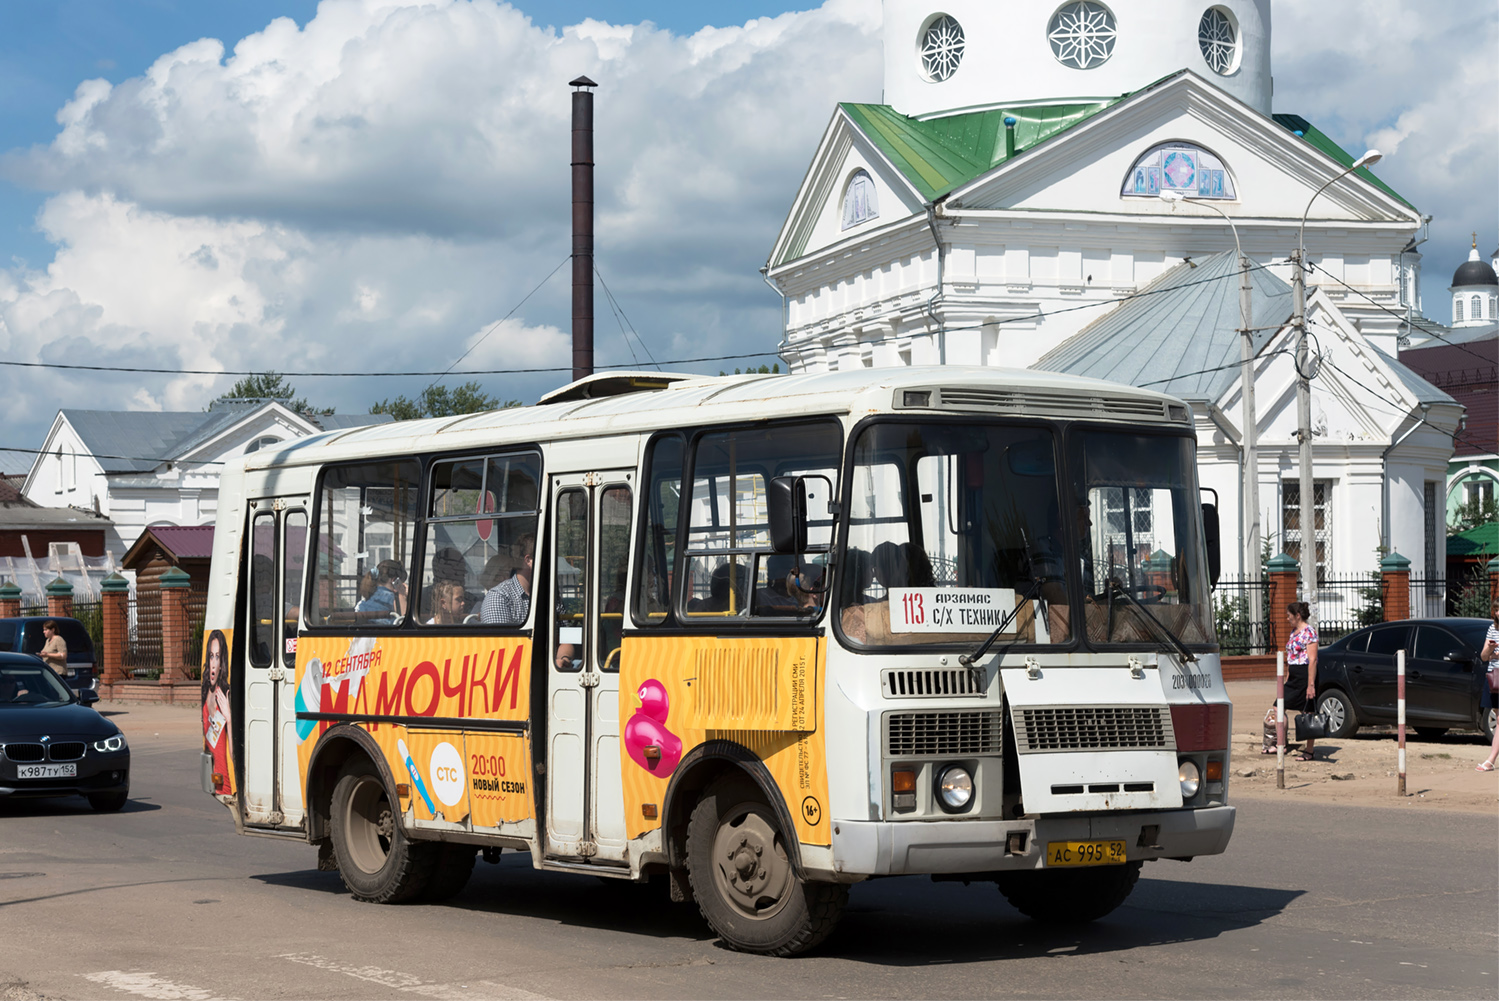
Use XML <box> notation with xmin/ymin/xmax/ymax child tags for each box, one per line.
<box><xmin>1291</xmin><ymin>147</ymin><xmax>1383</xmax><ymax>631</ymax></box>
<box><xmin>570</xmin><ymin>75</ymin><xmax>597</xmax><ymax>383</ymax></box>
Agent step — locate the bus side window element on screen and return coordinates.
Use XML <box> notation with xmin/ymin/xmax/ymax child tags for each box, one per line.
<box><xmin>249</xmin><ymin>513</ymin><xmax>275</xmax><ymax>666</ymax></box>
<box><xmin>634</xmin><ymin>434</ymin><xmax>683</xmax><ymax>627</ymax></box>
<box><xmin>310</xmin><ymin>460</ymin><xmax>421</xmax><ymax>627</ymax></box>
<box><xmin>282</xmin><ymin>511</ymin><xmax>307</xmax><ymax>665</ymax></box>
<box><xmin>597</xmin><ymin>485</ymin><xmax>632</xmax><ymax>670</ymax></box>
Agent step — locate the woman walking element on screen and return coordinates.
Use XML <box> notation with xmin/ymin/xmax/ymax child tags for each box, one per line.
<box><xmin>1476</xmin><ymin>598</ymin><xmax>1499</xmax><ymax>772</ymax></box>
<box><xmin>1263</xmin><ymin>601</ymin><xmax>1319</xmax><ymax>761</ymax></box>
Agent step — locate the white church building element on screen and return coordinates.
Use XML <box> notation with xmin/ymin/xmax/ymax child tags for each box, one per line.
<box><xmin>766</xmin><ymin>0</ymin><xmax>1459</xmax><ymax>595</ymax></box>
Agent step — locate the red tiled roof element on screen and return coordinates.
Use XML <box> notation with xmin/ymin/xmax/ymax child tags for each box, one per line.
<box><xmin>141</xmin><ymin>525</ymin><xmax>215</xmax><ymax>560</ymax></box>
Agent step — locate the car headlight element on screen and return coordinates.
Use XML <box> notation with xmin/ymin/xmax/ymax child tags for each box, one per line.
<box><xmin>1178</xmin><ymin>760</ymin><xmax>1200</xmax><ymax>799</ymax></box>
<box><xmin>93</xmin><ymin>734</ymin><xmax>126</xmax><ymax>753</ymax></box>
<box><xmin>937</xmin><ymin>765</ymin><xmax>973</xmax><ymax>811</ymax></box>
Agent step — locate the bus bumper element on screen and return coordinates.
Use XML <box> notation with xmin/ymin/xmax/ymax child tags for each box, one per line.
<box><xmin>829</xmin><ymin>805</ymin><xmax>1235</xmax><ymax>877</ymax></box>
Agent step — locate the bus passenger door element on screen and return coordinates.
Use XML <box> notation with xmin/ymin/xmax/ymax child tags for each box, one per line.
<box><xmin>545</xmin><ymin>471</ymin><xmax>633</xmax><ymax>864</ymax></box>
<box><xmin>241</xmin><ymin>499</ymin><xmax>311</xmax><ymax>828</ymax></box>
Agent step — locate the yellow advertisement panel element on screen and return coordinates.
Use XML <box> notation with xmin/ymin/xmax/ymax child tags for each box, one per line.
<box><xmin>619</xmin><ymin>635</ymin><xmax>829</xmax><ymax>847</ymax></box>
<box><xmin>291</xmin><ymin>635</ymin><xmax>533</xmax><ymax>826</ymax></box>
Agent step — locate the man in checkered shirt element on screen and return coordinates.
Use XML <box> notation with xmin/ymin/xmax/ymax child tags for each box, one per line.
<box><xmin>480</xmin><ymin>534</ymin><xmax>536</xmax><ymax>625</ymax></box>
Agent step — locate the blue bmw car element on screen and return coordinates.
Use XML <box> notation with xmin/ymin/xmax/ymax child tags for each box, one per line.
<box><xmin>0</xmin><ymin>652</ymin><xmax>129</xmax><ymax>811</ymax></box>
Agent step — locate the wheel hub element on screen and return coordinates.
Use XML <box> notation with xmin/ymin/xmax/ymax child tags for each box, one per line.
<box><xmin>711</xmin><ymin>804</ymin><xmax>791</xmax><ymax>920</ymax></box>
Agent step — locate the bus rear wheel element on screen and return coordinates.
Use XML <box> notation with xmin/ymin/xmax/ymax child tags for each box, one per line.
<box><xmin>997</xmin><ymin>861</ymin><xmax>1142</xmax><ymax>923</ymax></box>
<box><xmin>686</xmin><ymin>774</ymin><xmax>846</xmax><ymax>956</ymax></box>
<box><xmin>330</xmin><ymin>759</ymin><xmax>435</xmax><ymax>903</ymax></box>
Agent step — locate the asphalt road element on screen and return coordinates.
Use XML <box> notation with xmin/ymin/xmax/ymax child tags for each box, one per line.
<box><xmin>1</xmin><ymin>705</ymin><xmax>1495</xmax><ymax>1001</ymax></box>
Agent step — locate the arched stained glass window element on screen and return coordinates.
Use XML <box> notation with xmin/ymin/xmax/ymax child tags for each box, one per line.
<box><xmin>841</xmin><ymin>170</ymin><xmax>879</xmax><ymax>229</ymax></box>
<box><xmin>1122</xmin><ymin>141</ymin><xmax>1236</xmax><ymax>200</ymax></box>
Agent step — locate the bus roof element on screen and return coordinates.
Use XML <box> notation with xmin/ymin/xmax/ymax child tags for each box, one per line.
<box><xmin>241</xmin><ymin>366</ymin><xmax>1189</xmax><ymax>472</ymax></box>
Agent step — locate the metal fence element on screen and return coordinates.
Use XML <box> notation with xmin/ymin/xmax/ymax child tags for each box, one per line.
<box><xmin>124</xmin><ymin>592</ymin><xmax>163</xmax><ymax>680</ymax></box>
<box><xmin>1212</xmin><ymin>574</ymin><xmax>1454</xmax><ymax>652</ymax></box>
<box><xmin>1211</xmin><ymin>575</ymin><xmax>1271</xmax><ymax>655</ymax></box>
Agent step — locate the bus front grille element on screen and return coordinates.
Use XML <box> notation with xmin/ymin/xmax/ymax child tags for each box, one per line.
<box><xmin>1012</xmin><ymin>706</ymin><xmax>1174</xmax><ymax>753</ymax></box>
<box><xmin>883</xmin><ymin>711</ymin><xmax>1003</xmax><ymax>758</ymax></box>
<box><xmin>881</xmin><ymin>668</ymin><xmax>986</xmax><ymax>699</ymax></box>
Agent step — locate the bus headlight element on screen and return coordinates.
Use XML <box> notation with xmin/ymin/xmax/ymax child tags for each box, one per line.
<box><xmin>1178</xmin><ymin>760</ymin><xmax>1200</xmax><ymax>799</ymax></box>
<box><xmin>937</xmin><ymin>765</ymin><xmax>973</xmax><ymax>811</ymax></box>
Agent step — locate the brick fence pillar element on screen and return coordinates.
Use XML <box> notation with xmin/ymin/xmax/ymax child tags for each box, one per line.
<box><xmin>1380</xmin><ymin>551</ymin><xmax>1411</xmax><ymax>623</ymax></box>
<box><xmin>1266</xmin><ymin>552</ymin><xmax>1299</xmax><ymax>654</ymax></box>
<box><xmin>45</xmin><ymin>577</ymin><xmax>74</xmax><ymax>619</ymax></box>
<box><xmin>0</xmin><ymin>581</ymin><xmax>20</xmax><ymax>619</ymax></box>
<box><xmin>100</xmin><ymin>573</ymin><xmax>129</xmax><ymax>691</ymax></box>
<box><xmin>158</xmin><ymin>567</ymin><xmax>192</xmax><ymax>686</ymax></box>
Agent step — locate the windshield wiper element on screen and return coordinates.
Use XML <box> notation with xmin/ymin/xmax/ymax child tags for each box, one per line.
<box><xmin>1107</xmin><ymin>580</ymin><xmax>1197</xmax><ymax>663</ymax></box>
<box><xmin>959</xmin><ymin>579</ymin><xmax>1042</xmax><ymax>667</ymax></box>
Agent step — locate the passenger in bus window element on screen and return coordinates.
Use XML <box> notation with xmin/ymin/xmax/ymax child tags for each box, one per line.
<box><xmin>426</xmin><ymin>579</ymin><xmax>467</xmax><ymax>625</ymax></box>
<box><xmin>356</xmin><ymin>560</ymin><xmax>408</xmax><ymax>624</ymax></box>
<box><xmin>787</xmin><ymin>566</ymin><xmax>824</xmax><ymax>613</ymax></box>
<box><xmin>480</xmin><ymin>534</ymin><xmax>535</xmax><ymax>625</ymax></box>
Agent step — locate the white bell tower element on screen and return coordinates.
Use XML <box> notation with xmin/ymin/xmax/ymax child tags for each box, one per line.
<box><xmin>883</xmin><ymin>0</ymin><xmax>1273</xmax><ymax>119</ymax></box>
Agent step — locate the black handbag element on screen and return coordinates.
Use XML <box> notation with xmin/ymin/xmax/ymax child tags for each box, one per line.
<box><xmin>1295</xmin><ymin>702</ymin><xmax>1331</xmax><ymax>740</ymax></box>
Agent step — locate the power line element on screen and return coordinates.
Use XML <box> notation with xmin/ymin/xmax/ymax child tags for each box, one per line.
<box><xmin>1135</xmin><ymin>348</ymin><xmax>1294</xmax><ymax>389</ymax></box>
<box><xmin>1302</xmin><ymin>258</ymin><xmax>1496</xmax><ymax>370</ymax></box>
<box><xmin>421</xmin><ymin>255</ymin><xmax>572</xmax><ymax>394</ymax></box>
<box><xmin>595</xmin><ymin>265</ymin><xmax>661</xmax><ymax>371</ymax></box>
<box><xmin>1</xmin><ymin>445</ymin><xmax>225</xmax><ymax>466</ymax></box>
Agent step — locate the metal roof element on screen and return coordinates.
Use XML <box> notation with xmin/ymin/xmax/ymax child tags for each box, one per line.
<box><xmin>1367</xmin><ymin>345</ymin><xmax>1457</xmax><ymax>406</ymax></box>
<box><xmin>242</xmin><ymin>366</ymin><xmax>1190</xmax><ymax>473</ymax></box>
<box><xmin>1271</xmin><ymin>114</ymin><xmax>1414</xmax><ymax>209</ymax></box>
<box><xmin>1032</xmin><ymin>250</ymin><xmax>1294</xmax><ymax>401</ymax></box>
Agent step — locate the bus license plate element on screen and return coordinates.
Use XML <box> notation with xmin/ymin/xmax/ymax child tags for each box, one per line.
<box><xmin>17</xmin><ymin>763</ymin><xmax>76</xmax><ymax>779</ymax></box>
<box><xmin>1046</xmin><ymin>839</ymin><xmax>1127</xmax><ymax>867</ymax></box>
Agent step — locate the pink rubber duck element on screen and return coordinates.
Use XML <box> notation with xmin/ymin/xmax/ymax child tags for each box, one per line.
<box><xmin>625</xmin><ymin>679</ymin><xmax>682</xmax><ymax>777</ymax></box>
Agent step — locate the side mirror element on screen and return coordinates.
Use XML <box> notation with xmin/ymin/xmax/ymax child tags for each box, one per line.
<box><xmin>78</xmin><ymin>688</ymin><xmax>100</xmax><ymax>705</ymax></box>
<box><xmin>768</xmin><ymin>476</ymin><xmax>808</xmax><ymax>555</ymax></box>
<box><xmin>1201</xmin><ymin>502</ymin><xmax>1222</xmax><ymax>587</ymax></box>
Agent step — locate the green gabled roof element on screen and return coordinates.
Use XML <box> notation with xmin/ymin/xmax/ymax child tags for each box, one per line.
<box><xmin>1448</xmin><ymin>522</ymin><xmax>1499</xmax><ymax>559</ymax></box>
<box><xmin>1272</xmin><ymin>114</ymin><xmax>1414</xmax><ymax>209</ymax></box>
<box><xmin>840</xmin><ymin>99</ymin><xmax>1123</xmax><ymax>202</ymax></box>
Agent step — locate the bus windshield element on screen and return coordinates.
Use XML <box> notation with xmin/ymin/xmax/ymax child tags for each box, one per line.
<box><xmin>1073</xmin><ymin>430</ymin><xmax>1214</xmax><ymax>648</ymax></box>
<box><xmin>839</xmin><ymin>421</ymin><xmax>1073</xmax><ymax>648</ymax></box>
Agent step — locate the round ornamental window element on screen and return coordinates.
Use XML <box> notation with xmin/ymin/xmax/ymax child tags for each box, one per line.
<box><xmin>919</xmin><ymin>15</ymin><xmax>965</xmax><ymax>82</ymax></box>
<box><xmin>1198</xmin><ymin>7</ymin><xmax>1239</xmax><ymax>75</ymax></box>
<box><xmin>1047</xmin><ymin>2</ymin><xmax>1117</xmax><ymax>69</ymax></box>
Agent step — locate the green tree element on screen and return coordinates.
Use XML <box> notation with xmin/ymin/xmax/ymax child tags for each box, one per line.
<box><xmin>717</xmin><ymin>363</ymin><xmax>781</xmax><ymax>376</ymax></box>
<box><xmin>371</xmin><ymin>381</ymin><xmax>520</xmax><ymax>421</ymax></box>
<box><xmin>216</xmin><ymin>371</ymin><xmax>328</xmax><ymax>414</ymax></box>
<box><xmin>1449</xmin><ymin>495</ymin><xmax>1499</xmax><ymax>535</ymax></box>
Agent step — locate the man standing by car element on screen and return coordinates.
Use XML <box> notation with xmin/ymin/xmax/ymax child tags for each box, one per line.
<box><xmin>38</xmin><ymin>620</ymin><xmax>68</xmax><ymax>678</ymax></box>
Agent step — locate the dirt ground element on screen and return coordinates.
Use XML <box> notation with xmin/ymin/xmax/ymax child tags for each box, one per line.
<box><xmin>97</xmin><ymin>681</ymin><xmax>1499</xmax><ymax>816</ymax></box>
<box><xmin>1224</xmin><ymin>679</ymin><xmax>1499</xmax><ymax>814</ymax></box>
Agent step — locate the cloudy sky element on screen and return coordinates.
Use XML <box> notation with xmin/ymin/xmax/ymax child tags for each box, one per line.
<box><xmin>0</xmin><ymin>0</ymin><xmax>1493</xmax><ymax>450</ymax></box>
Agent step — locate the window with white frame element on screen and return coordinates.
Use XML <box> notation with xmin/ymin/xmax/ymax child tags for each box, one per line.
<box><xmin>1454</xmin><ymin>297</ymin><xmax>1464</xmax><ymax>322</ymax></box>
<box><xmin>841</xmin><ymin>170</ymin><xmax>879</xmax><ymax>229</ymax></box>
<box><xmin>918</xmin><ymin>15</ymin><xmax>965</xmax><ymax>82</ymax></box>
<box><xmin>1197</xmin><ymin>7</ymin><xmax>1239</xmax><ymax>75</ymax></box>
<box><xmin>1282</xmin><ymin>479</ymin><xmax>1332</xmax><ymax>586</ymax></box>
<box><xmin>1048</xmin><ymin>2</ymin><xmax>1116</xmax><ymax>69</ymax></box>
<box><xmin>1472</xmin><ymin>294</ymin><xmax>1484</xmax><ymax>320</ymax></box>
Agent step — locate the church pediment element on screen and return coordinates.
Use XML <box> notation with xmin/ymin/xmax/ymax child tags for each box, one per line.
<box><xmin>768</xmin><ymin>108</ymin><xmax>932</xmax><ymax>271</ymax></box>
<box><xmin>946</xmin><ymin>73</ymin><xmax>1418</xmax><ymax>226</ymax></box>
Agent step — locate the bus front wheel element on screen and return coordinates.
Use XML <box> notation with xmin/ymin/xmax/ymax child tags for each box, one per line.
<box><xmin>686</xmin><ymin>774</ymin><xmax>846</xmax><ymax>956</ymax></box>
<box><xmin>330</xmin><ymin>759</ymin><xmax>435</xmax><ymax>903</ymax></box>
<box><xmin>997</xmin><ymin>861</ymin><xmax>1142</xmax><ymax>923</ymax></box>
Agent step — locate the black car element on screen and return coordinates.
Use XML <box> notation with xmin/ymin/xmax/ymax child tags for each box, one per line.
<box><xmin>0</xmin><ymin>652</ymin><xmax>129</xmax><ymax>810</ymax></box>
<box><xmin>0</xmin><ymin>617</ymin><xmax>98</xmax><ymax>690</ymax></box>
<box><xmin>1315</xmin><ymin>618</ymin><xmax>1495</xmax><ymax>740</ymax></box>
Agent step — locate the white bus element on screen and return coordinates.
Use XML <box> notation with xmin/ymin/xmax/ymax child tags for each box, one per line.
<box><xmin>200</xmin><ymin>366</ymin><xmax>1233</xmax><ymax>956</ymax></box>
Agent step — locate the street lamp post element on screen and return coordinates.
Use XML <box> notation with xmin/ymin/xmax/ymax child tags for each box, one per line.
<box><xmin>1291</xmin><ymin>149</ymin><xmax>1383</xmax><ymax>629</ymax></box>
<box><xmin>1160</xmin><ymin>190</ymin><xmax>1260</xmax><ymax>644</ymax></box>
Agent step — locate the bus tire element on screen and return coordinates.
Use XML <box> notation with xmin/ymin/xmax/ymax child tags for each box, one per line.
<box><xmin>329</xmin><ymin>759</ymin><xmax>435</xmax><ymax>904</ymax></box>
<box><xmin>420</xmin><ymin>844</ymin><xmax>477</xmax><ymax>902</ymax></box>
<box><xmin>685</xmin><ymin>774</ymin><xmax>846</xmax><ymax>956</ymax></box>
<box><xmin>997</xmin><ymin>861</ymin><xmax>1142</xmax><ymax>923</ymax></box>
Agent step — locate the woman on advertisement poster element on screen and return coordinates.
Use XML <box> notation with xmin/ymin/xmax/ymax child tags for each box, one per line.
<box><xmin>201</xmin><ymin>629</ymin><xmax>232</xmax><ymax>793</ymax></box>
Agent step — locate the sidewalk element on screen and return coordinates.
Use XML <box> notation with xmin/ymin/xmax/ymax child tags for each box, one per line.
<box><xmin>1225</xmin><ymin>680</ymin><xmax>1499</xmax><ymax>813</ymax></box>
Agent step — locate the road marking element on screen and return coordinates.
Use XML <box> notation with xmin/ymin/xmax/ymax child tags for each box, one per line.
<box><xmin>278</xmin><ymin>953</ymin><xmax>550</xmax><ymax>1000</ymax></box>
<box><xmin>81</xmin><ymin>971</ymin><xmax>231</xmax><ymax>1001</ymax></box>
